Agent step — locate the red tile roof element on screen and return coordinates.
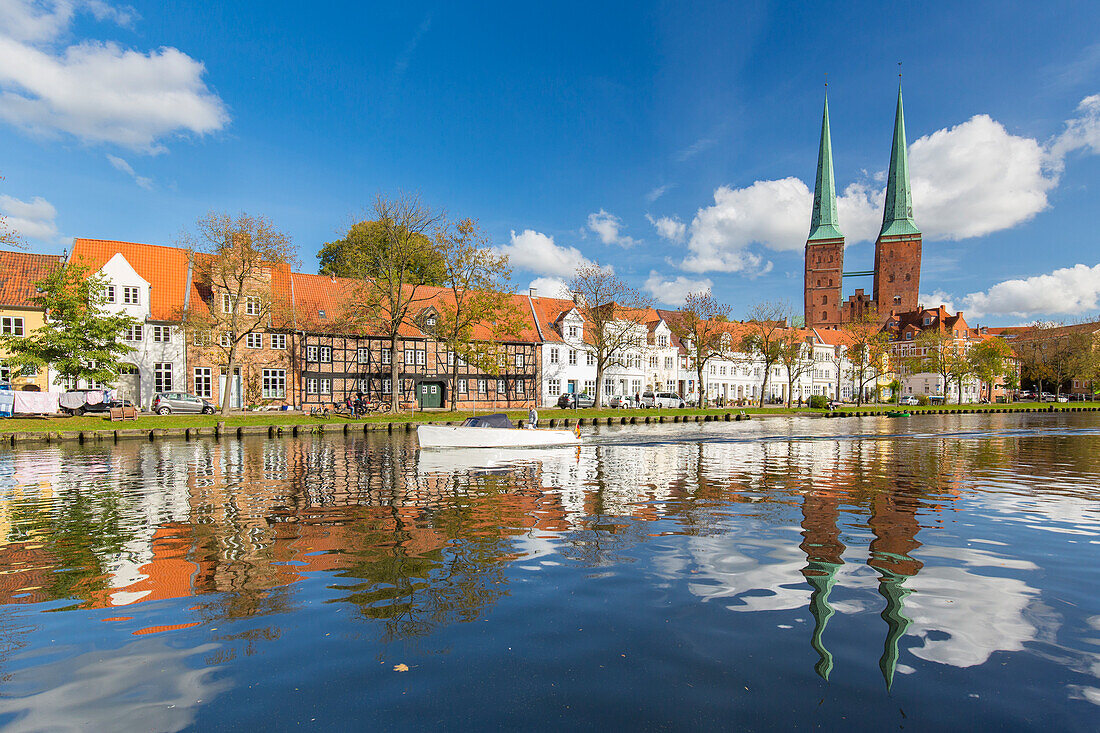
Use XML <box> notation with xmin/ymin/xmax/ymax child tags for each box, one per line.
<box><xmin>0</xmin><ymin>250</ymin><xmax>62</xmax><ymax>307</ymax></box>
<box><xmin>70</xmin><ymin>239</ymin><xmax>191</xmax><ymax>321</ymax></box>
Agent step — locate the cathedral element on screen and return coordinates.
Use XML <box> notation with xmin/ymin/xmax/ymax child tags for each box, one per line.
<box><xmin>804</xmin><ymin>85</ymin><xmax>922</xmax><ymax>329</ymax></box>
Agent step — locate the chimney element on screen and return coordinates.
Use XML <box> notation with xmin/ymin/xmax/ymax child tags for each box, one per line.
<box><xmin>572</xmin><ymin>291</ymin><xmax>586</xmax><ymax>307</ymax></box>
<box><xmin>529</xmin><ymin>287</ymin><xmax>537</xmax><ymax>298</ymax></box>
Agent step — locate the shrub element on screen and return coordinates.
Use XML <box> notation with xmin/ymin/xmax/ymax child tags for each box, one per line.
<box><xmin>808</xmin><ymin>395</ymin><xmax>828</xmax><ymax>409</ymax></box>
<box><xmin>916</xmin><ymin>395</ymin><xmax>929</xmax><ymax>406</ymax></box>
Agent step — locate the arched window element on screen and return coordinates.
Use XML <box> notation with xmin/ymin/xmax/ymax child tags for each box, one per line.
<box><xmin>821</xmin><ymin>311</ymin><xmax>828</xmax><ymax>320</ymax></box>
<box><xmin>905</xmin><ymin>273</ymin><xmax>911</xmax><ymax>281</ymax></box>
<box><xmin>888</xmin><ymin>273</ymin><xmax>895</xmax><ymax>283</ymax></box>
<box><xmin>820</xmin><ymin>295</ymin><xmax>827</xmax><ymax>305</ymax></box>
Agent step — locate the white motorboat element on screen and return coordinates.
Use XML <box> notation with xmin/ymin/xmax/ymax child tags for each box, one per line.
<box><xmin>416</xmin><ymin>413</ymin><xmax>580</xmax><ymax>449</ymax></box>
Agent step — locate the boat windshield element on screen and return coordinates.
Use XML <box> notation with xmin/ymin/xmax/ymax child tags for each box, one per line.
<box><xmin>460</xmin><ymin>414</ymin><xmax>514</xmax><ymax>428</ymax></box>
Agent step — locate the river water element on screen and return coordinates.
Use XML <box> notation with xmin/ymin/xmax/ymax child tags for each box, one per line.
<box><xmin>0</xmin><ymin>413</ymin><xmax>1098</xmax><ymax>731</ymax></box>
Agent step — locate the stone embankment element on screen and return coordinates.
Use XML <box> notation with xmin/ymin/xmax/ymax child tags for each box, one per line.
<box><xmin>2</xmin><ymin>405</ymin><xmax>1096</xmax><ymax>447</ymax></box>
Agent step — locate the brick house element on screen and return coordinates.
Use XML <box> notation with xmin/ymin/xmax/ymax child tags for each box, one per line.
<box><xmin>0</xmin><ymin>250</ymin><xmax>63</xmax><ymax>392</ymax></box>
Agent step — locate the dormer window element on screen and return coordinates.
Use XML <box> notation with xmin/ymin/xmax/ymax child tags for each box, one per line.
<box><xmin>122</xmin><ymin>286</ymin><xmax>140</xmax><ymax>305</ymax></box>
<box><xmin>568</xmin><ymin>325</ymin><xmax>579</xmax><ymax>339</ymax></box>
<box><xmin>923</xmin><ymin>317</ymin><xmax>932</xmax><ymax>326</ymax></box>
<box><xmin>318</xmin><ymin>310</ymin><xmax>326</xmax><ymax>319</ymax></box>
<box><xmin>426</xmin><ymin>315</ymin><xmax>436</xmax><ymax>328</ymax></box>
<box><xmin>905</xmin><ymin>332</ymin><xmax>913</xmax><ymax>341</ymax></box>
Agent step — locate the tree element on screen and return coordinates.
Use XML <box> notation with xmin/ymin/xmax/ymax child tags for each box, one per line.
<box><xmin>908</xmin><ymin>330</ymin><xmax>954</xmax><ymax>402</ymax></box>
<box><xmin>317</xmin><ymin>219</ymin><xmax>445</xmax><ymax>285</ymax></box>
<box><xmin>946</xmin><ymin>348</ymin><xmax>975</xmax><ymax>404</ymax></box>
<box><xmin>844</xmin><ymin>309</ymin><xmax>889</xmax><ymax>406</ymax></box>
<box><xmin>968</xmin><ymin>337</ymin><xmax>1012</xmax><ymax>402</ymax></box>
<box><xmin>777</xmin><ymin>329</ymin><xmax>815</xmax><ymax>408</ymax></box>
<box><xmin>666</xmin><ymin>290</ymin><xmax>731</xmax><ymax>409</ymax></box>
<box><xmin>343</xmin><ymin>193</ymin><xmax>445</xmax><ymax>411</ymax></box>
<box><xmin>0</xmin><ymin>262</ymin><xmax>136</xmax><ymax>386</ymax></box>
<box><xmin>567</xmin><ymin>263</ymin><xmax>653</xmax><ymax>408</ymax></box>
<box><xmin>431</xmin><ymin>219</ymin><xmax>525</xmax><ymax>410</ymax></box>
<box><xmin>181</xmin><ymin>212</ymin><xmax>296</xmax><ymax>416</ymax></box>
<box><xmin>740</xmin><ymin>301</ymin><xmax>788</xmax><ymax>407</ymax></box>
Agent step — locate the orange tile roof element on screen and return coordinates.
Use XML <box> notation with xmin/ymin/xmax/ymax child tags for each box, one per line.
<box><xmin>70</xmin><ymin>239</ymin><xmax>191</xmax><ymax>321</ymax></box>
<box><xmin>0</xmin><ymin>250</ymin><xmax>62</xmax><ymax>307</ymax></box>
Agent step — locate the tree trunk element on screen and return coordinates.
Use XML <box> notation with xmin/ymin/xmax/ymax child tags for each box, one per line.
<box><xmin>759</xmin><ymin>370</ymin><xmax>769</xmax><ymax>408</ymax></box>
<box><xmin>786</xmin><ymin>376</ymin><xmax>794</xmax><ymax>408</ymax></box>
<box><xmin>220</xmin><ymin>349</ymin><xmax>237</xmax><ymax>417</ymax></box>
<box><xmin>697</xmin><ymin>363</ymin><xmax>705</xmax><ymax>408</ymax></box>
<box><xmin>450</xmin><ymin>353</ymin><xmax>459</xmax><ymax>411</ymax></box>
<box><xmin>390</xmin><ymin>334</ymin><xmax>400</xmax><ymax>411</ymax></box>
<box><xmin>594</xmin><ymin>361</ymin><xmax>604</xmax><ymax>408</ymax></box>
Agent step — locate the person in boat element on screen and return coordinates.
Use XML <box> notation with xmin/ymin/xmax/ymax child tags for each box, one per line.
<box><xmin>528</xmin><ymin>407</ymin><xmax>538</xmax><ymax>429</ymax></box>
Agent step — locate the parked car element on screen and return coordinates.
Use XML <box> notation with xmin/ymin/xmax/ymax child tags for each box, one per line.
<box><xmin>608</xmin><ymin>395</ymin><xmax>636</xmax><ymax>408</ymax></box>
<box><xmin>1016</xmin><ymin>390</ymin><xmax>1035</xmax><ymax>401</ymax></box>
<box><xmin>152</xmin><ymin>392</ymin><xmax>216</xmax><ymax>415</ymax></box>
<box><xmin>1056</xmin><ymin>395</ymin><xmax>1069</xmax><ymax>403</ymax></box>
<box><xmin>640</xmin><ymin>390</ymin><xmax>686</xmax><ymax>409</ymax></box>
<box><xmin>1039</xmin><ymin>392</ymin><xmax>1057</xmax><ymax>402</ymax></box>
<box><xmin>900</xmin><ymin>396</ymin><xmax>920</xmax><ymax>406</ymax></box>
<box><xmin>556</xmin><ymin>392</ymin><xmax>595</xmax><ymax>409</ymax></box>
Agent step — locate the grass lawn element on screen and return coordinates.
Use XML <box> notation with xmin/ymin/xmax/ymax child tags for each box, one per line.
<box><xmin>0</xmin><ymin>401</ymin><xmax>1091</xmax><ymax>435</ymax></box>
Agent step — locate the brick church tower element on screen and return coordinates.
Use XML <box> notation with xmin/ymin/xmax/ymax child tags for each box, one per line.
<box><xmin>804</xmin><ymin>93</ymin><xmax>844</xmax><ymax>329</ymax></box>
<box><xmin>872</xmin><ymin>84</ymin><xmax>921</xmax><ymax>316</ymax></box>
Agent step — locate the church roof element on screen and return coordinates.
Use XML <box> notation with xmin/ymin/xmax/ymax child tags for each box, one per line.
<box><xmin>808</xmin><ymin>93</ymin><xmax>844</xmax><ymax>241</ymax></box>
<box><xmin>879</xmin><ymin>85</ymin><xmax>921</xmax><ymax>238</ymax></box>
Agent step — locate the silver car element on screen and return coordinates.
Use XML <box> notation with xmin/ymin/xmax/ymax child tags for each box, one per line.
<box><xmin>152</xmin><ymin>391</ymin><xmax>216</xmax><ymax>415</ymax></box>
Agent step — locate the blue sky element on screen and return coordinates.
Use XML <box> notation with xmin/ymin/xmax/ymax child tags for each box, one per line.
<box><xmin>2</xmin><ymin>0</ymin><xmax>1099</xmax><ymax>324</ymax></box>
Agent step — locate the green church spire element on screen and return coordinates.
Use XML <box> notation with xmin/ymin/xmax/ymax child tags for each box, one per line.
<box><xmin>808</xmin><ymin>93</ymin><xmax>844</xmax><ymax>241</ymax></box>
<box><xmin>879</xmin><ymin>84</ymin><xmax>921</xmax><ymax>237</ymax></box>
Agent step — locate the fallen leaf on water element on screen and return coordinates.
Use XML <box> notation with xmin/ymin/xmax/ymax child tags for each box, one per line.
<box><xmin>393</xmin><ymin>664</ymin><xmax>409</xmax><ymax>672</ymax></box>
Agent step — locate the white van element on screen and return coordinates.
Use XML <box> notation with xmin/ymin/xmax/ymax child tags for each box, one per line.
<box><xmin>640</xmin><ymin>390</ymin><xmax>685</xmax><ymax>408</ymax></box>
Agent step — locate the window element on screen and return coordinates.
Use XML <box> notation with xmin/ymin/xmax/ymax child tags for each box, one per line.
<box><xmin>405</xmin><ymin>349</ymin><xmax>415</xmax><ymax>365</ymax></box>
<box><xmin>905</xmin><ymin>332</ymin><xmax>913</xmax><ymax>341</ymax></box>
<box><xmin>426</xmin><ymin>315</ymin><xmax>436</xmax><ymax>328</ymax></box>
<box><xmin>498</xmin><ymin>379</ymin><xmax>506</xmax><ymax>395</ymax></box>
<box><xmin>382</xmin><ymin>348</ymin><xmax>391</xmax><ymax>364</ymax></box>
<box><xmin>657</xmin><ymin>335</ymin><xmax>668</xmax><ymax>347</ymax></box>
<box><xmin>262</xmin><ymin>369</ymin><xmax>286</xmax><ymax>398</ymax></box>
<box><xmin>319</xmin><ymin>378</ymin><xmax>331</xmax><ymax>395</ymax></box>
<box><xmin>416</xmin><ymin>350</ymin><xmax>425</xmax><ymax>365</ymax></box>
<box><xmin>1</xmin><ymin>317</ymin><xmax>24</xmax><ymax>336</ymax></box>
<box><xmin>514</xmin><ymin>353</ymin><xmax>525</xmax><ymax>369</ymax></box>
<box><xmin>550</xmin><ymin>348</ymin><xmax>559</xmax><ymax>364</ymax></box>
<box><xmin>193</xmin><ymin>330</ymin><xmax>212</xmax><ymax>347</ymax></box>
<box><xmin>458</xmin><ymin>379</ymin><xmax>467</xmax><ymax>394</ymax></box>
<box><xmin>478</xmin><ymin>379</ymin><xmax>487</xmax><ymax>393</ymax></box>
<box><xmin>104</xmin><ymin>285</ymin><xmax>116</xmax><ymax>303</ymax></box>
<box><xmin>649</xmin><ymin>356</ymin><xmax>658</xmax><ymax>368</ymax></box>
<box><xmin>382</xmin><ymin>378</ymin><xmax>392</xmax><ymax>394</ymax></box>
<box><xmin>154</xmin><ymin>363</ymin><xmax>173</xmax><ymax>393</ymax></box>
<box><xmin>220</xmin><ymin>332</ymin><xmax>232</xmax><ymax>347</ymax></box>
<box><xmin>568</xmin><ymin>325</ymin><xmax>579</xmax><ymax>339</ymax></box>
<box><xmin>126</xmin><ymin>324</ymin><xmax>143</xmax><ymax>341</ymax></box>
<box><xmin>586</xmin><ymin>352</ymin><xmax>595</xmax><ymax>366</ymax></box>
<box><xmin>246</xmin><ymin>333</ymin><xmax>263</xmax><ymax>349</ymax></box>
<box><xmin>548</xmin><ymin>379</ymin><xmax>561</xmax><ymax>396</ymax></box>
<box><xmin>307</xmin><ymin>345</ymin><xmax>319</xmax><ymax>361</ymax></box>
<box><xmin>358</xmin><ymin>347</ymin><xmax>370</xmax><ymax>363</ymax></box>
<box><xmin>568</xmin><ymin>349</ymin><xmax>577</xmax><ymax>365</ymax></box>
<box><xmin>631</xmin><ymin>379</ymin><xmax>641</xmax><ymax>393</ymax></box>
<box><xmin>245</xmin><ymin>296</ymin><xmax>261</xmax><ymax>316</ymax></box>
<box><xmin>152</xmin><ymin>325</ymin><xmax>171</xmax><ymax>342</ymax></box>
<box><xmin>584</xmin><ymin>380</ymin><xmax>595</xmax><ymax>394</ymax></box>
<box><xmin>271</xmin><ymin>333</ymin><xmax>286</xmax><ymax>350</ymax></box>
<box><xmin>664</xmin><ymin>357</ymin><xmax>674</xmax><ymax>369</ymax></box>
<box><xmin>222</xmin><ymin>293</ymin><xmax>233</xmax><ymax>313</ymax></box>
<box><xmin>122</xmin><ymin>286</ymin><xmax>140</xmax><ymax>305</ymax></box>
<box><xmin>320</xmin><ymin>346</ymin><xmax>332</xmax><ymax>363</ymax></box>
<box><xmin>194</xmin><ymin>367</ymin><xmax>212</xmax><ymax>398</ymax></box>
<box><xmin>604</xmin><ymin>378</ymin><xmax>614</xmax><ymax>395</ymax></box>
<box><xmin>306</xmin><ymin>378</ymin><xmax>318</xmax><ymax>394</ymax></box>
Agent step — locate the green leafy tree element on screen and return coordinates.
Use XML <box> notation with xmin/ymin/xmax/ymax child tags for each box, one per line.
<box><xmin>968</xmin><ymin>337</ymin><xmax>1012</xmax><ymax>402</ymax></box>
<box><xmin>667</xmin><ymin>290</ymin><xmax>731</xmax><ymax>408</ymax></box>
<box><xmin>431</xmin><ymin>218</ymin><xmax>524</xmax><ymax>410</ymax></box>
<box><xmin>907</xmin><ymin>330</ymin><xmax>955</xmax><ymax>401</ymax></box>
<box><xmin>318</xmin><ymin>219</ymin><xmax>445</xmax><ymax>285</ymax></box>
<box><xmin>843</xmin><ymin>308</ymin><xmax>888</xmax><ymax>406</ymax></box>
<box><xmin>777</xmin><ymin>329</ymin><xmax>814</xmax><ymax>408</ymax></box>
<box><xmin>0</xmin><ymin>262</ymin><xmax>136</xmax><ymax>386</ymax></box>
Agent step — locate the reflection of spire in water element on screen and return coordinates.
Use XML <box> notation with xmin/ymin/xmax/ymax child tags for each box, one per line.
<box><xmin>800</xmin><ymin>490</ymin><xmax>845</xmax><ymax>681</ymax></box>
<box><xmin>805</xmin><ymin>560</ymin><xmax>841</xmax><ymax>680</ymax></box>
<box><xmin>877</xmin><ymin>566</ymin><xmax>913</xmax><ymax>690</ymax></box>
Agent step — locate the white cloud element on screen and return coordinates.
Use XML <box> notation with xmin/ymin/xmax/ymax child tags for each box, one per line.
<box><xmin>586</xmin><ymin>209</ymin><xmax>637</xmax><ymax>248</ymax></box>
<box><xmin>106</xmin><ymin>153</ymin><xmax>152</xmax><ymax>189</ymax></box>
<box><xmin>0</xmin><ymin>192</ymin><xmax>60</xmax><ymax>242</ymax></box>
<box><xmin>643</xmin><ymin>271</ymin><xmax>712</xmax><ymax>306</ymax></box>
<box><xmin>645</xmin><ymin>184</ymin><xmax>673</xmax><ymax>203</ymax></box>
<box><xmin>958</xmin><ymin>263</ymin><xmax>1100</xmax><ymax>319</ymax></box>
<box><xmin>527</xmin><ymin>277</ymin><xmax>569</xmax><ymax>299</ymax></box>
<box><xmin>919</xmin><ymin>290</ymin><xmax>958</xmax><ymax>314</ymax></box>
<box><xmin>498</xmin><ymin>229</ymin><xmax>604</xmax><ymax>279</ymax></box>
<box><xmin>646</xmin><ymin>213</ymin><xmax>686</xmax><ymax>243</ymax></box>
<box><xmin>674</xmin><ymin>96</ymin><xmax>1100</xmax><ymax>275</ymax></box>
<box><xmin>0</xmin><ymin>0</ymin><xmax>228</xmax><ymax>153</ymax></box>
<box><xmin>675</xmin><ymin>137</ymin><xmax>715</xmax><ymax>162</ymax></box>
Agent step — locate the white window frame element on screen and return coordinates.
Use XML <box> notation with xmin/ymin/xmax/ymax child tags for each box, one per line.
<box><xmin>548</xmin><ymin>379</ymin><xmax>561</xmax><ymax>396</ymax></box>
<box><xmin>194</xmin><ymin>367</ymin><xmax>212</xmax><ymax>398</ymax></box>
<box><xmin>154</xmin><ymin>362</ymin><xmax>173</xmax><ymax>393</ymax></box>
<box><xmin>319</xmin><ymin>346</ymin><xmax>332</xmax><ymax>363</ymax></box>
<box><xmin>382</xmin><ymin>348</ymin><xmax>391</xmax><ymax>365</ymax></box>
<box><xmin>152</xmin><ymin>325</ymin><xmax>171</xmax><ymax>343</ymax></box>
<box><xmin>122</xmin><ymin>286</ymin><xmax>140</xmax><ymax>305</ymax></box>
<box><xmin>568</xmin><ymin>349</ymin><xmax>577</xmax><ymax>365</ymax></box>
<box><xmin>270</xmin><ymin>333</ymin><xmax>287</xmax><ymax>350</ymax></box>
<box><xmin>549</xmin><ymin>348</ymin><xmax>559</xmax><ymax>364</ymax></box>
<box><xmin>306</xmin><ymin>345</ymin><xmax>319</xmax><ymax>362</ymax></box>
<box><xmin>458</xmin><ymin>378</ymin><xmax>467</xmax><ymax>394</ymax></box>
<box><xmin>126</xmin><ymin>324</ymin><xmax>143</xmax><ymax>342</ymax></box>
<box><xmin>358</xmin><ymin>347</ymin><xmax>370</xmax><ymax>364</ymax></box>
<box><xmin>262</xmin><ymin>369</ymin><xmax>286</xmax><ymax>399</ymax></box>
<box><xmin>220</xmin><ymin>332</ymin><xmax>232</xmax><ymax>348</ymax></box>
<box><xmin>1</xmin><ymin>317</ymin><xmax>24</xmax><ymax>336</ymax></box>
<box><xmin>245</xmin><ymin>296</ymin><xmax>261</xmax><ymax>316</ymax></box>
<box><xmin>104</xmin><ymin>285</ymin><xmax>116</xmax><ymax>303</ymax></box>
<box><xmin>222</xmin><ymin>293</ymin><xmax>233</xmax><ymax>313</ymax></box>
<box><xmin>246</xmin><ymin>332</ymin><xmax>263</xmax><ymax>349</ymax></box>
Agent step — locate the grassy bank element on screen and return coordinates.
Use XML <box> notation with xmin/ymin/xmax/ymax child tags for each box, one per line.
<box><xmin>0</xmin><ymin>401</ymin><xmax>1094</xmax><ymax>436</ymax></box>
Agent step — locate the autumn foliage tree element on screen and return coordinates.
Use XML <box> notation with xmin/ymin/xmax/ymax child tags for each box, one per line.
<box><xmin>181</xmin><ymin>212</ymin><xmax>296</xmax><ymax>416</ymax></box>
<box><xmin>843</xmin><ymin>308</ymin><xmax>889</xmax><ymax>405</ymax></box>
<box><xmin>567</xmin><ymin>263</ymin><xmax>652</xmax><ymax>407</ymax></box>
<box><xmin>740</xmin><ymin>300</ymin><xmax>788</xmax><ymax>407</ymax></box>
<box><xmin>776</xmin><ymin>329</ymin><xmax>814</xmax><ymax>408</ymax></box>
<box><xmin>431</xmin><ymin>219</ymin><xmax>524</xmax><ymax>410</ymax></box>
<box><xmin>666</xmin><ymin>290</ymin><xmax>731</xmax><ymax>408</ymax></box>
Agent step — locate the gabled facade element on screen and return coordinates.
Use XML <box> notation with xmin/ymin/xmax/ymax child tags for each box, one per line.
<box><xmin>69</xmin><ymin>239</ymin><xmax>191</xmax><ymax>408</ymax></box>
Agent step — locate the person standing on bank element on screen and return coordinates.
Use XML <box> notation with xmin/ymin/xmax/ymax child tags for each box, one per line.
<box><xmin>528</xmin><ymin>407</ymin><xmax>538</xmax><ymax>429</ymax></box>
